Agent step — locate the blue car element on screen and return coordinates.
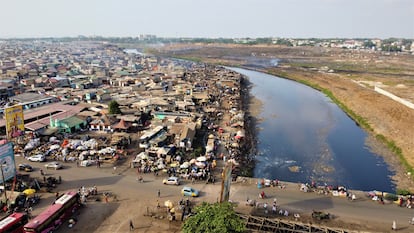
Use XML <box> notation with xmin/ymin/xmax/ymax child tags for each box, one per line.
<box><xmin>181</xmin><ymin>186</ymin><xmax>199</xmax><ymax>197</ymax></box>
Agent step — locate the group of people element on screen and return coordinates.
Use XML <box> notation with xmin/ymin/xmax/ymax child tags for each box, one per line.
<box><xmin>254</xmin><ymin>197</ymin><xmax>284</xmax><ymax>216</ymax></box>
<box><xmin>261</xmin><ymin>201</ymin><xmax>279</xmax><ymax>215</ymax></box>
<box><xmin>77</xmin><ymin>185</ymin><xmax>98</xmax><ymax>204</ymax></box>
<box><xmin>347</xmin><ymin>192</ymin><xmax>356</xmax><ymax>201</ymax></box>
<box><xmin>399</xmin><ymin>195</ymin><xmax>413</xmax><ymax>208</ymax></box>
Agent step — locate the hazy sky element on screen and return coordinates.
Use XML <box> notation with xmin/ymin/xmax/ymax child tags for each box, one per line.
<box><xmin>1</xmin><ymin>0</ymin><xmax>413</xmax><ymax>39</ymax></box>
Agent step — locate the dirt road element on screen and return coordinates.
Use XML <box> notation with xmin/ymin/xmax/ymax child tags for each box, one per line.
<box><xmin>15</xmin><ymin>155</ymin><xmax>414</xmax><ymax>233</ymax></box>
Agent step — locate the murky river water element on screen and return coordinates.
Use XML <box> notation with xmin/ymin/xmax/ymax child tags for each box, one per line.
<box><xmin>229</xmin><ymin>67</ymin><xmax>395</xmax><ymax>192</ymax></box>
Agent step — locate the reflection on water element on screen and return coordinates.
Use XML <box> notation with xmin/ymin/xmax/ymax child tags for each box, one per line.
<box><xmin>229</xmin><ymin>67</ymin><xmax>395</xmax><ymax>192</ymax></box>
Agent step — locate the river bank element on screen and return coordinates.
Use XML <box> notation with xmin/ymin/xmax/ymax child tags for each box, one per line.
<box><xmin>232</xmin><ymin>66</ymin><xmax>397</xmax><ymax>193</ymax></box>
<box><xmin>257</xmin><ymin>66</ymin><xmax>414</xmax><ymax>193</ymax></box>
<box><xmin>232</xmin><ymin>75</ymin><xmax>259</xmax><ymax>177</ymax></box>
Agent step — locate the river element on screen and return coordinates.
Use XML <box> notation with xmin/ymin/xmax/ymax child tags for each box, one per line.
<box><xmin>229</xmin><ymin>67</ymin><xmax>395</xmax><ymax>193</ymax></box>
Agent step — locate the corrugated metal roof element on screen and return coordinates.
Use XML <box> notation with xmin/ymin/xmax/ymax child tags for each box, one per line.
<box><xmin>0</xmin><ymin>101</ymin><xmax>85</xmax><ymax>130</ymax></box>
<box><xmin>59</xmin><ymin>116</ymin><xmax>85</xmax><ymax>127</ymax></box>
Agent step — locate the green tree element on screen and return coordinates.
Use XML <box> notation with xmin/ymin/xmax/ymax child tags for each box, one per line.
<box><xmin>108</xmin><ymin>100</ymin><xmax>122</xmax><ymax>114</ymax></box>
<box><xmin>182</xmin><ymin>202</ymin><xmax>245</xmax><ymax>233</ymax></box>
<box><xmin>363</xmin><ymin>40</ymin><xmax>376</xmax><ymax>49</ymax></box>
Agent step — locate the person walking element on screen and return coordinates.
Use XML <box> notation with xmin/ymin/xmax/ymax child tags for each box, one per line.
<box><xmin>272</xmin><ymin>204</ymin><xmax>277</xmax><ymax>214</ymax></box>
<box><xmin>129</xmin><ymin>219</ymin><xmax>134</xmax><ymax>231</ymax></box>
<box><xmin>157</xmin><ymin>189</ymin><xmax>161</xmax><ymax>198</ymax></box>
<box><xmin>392</xmin><ymin>220</ymin><xmax>397</xmax><ymax>230</ymax></box>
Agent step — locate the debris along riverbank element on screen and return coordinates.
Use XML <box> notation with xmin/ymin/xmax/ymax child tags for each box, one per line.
<box><xmin>237</xmin><ymin>75</ymin><xmax>257</xmax><ymax>176</ymax></box>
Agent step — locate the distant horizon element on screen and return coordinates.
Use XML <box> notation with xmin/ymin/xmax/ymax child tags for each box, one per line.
<box><xmin>0</xmin><ymin>0</ymin><xmax>412</xmax><ymax>39</ymax></box>
<box><xmin>0</xmin><ymin>36</ymin><xmax>412</xmax><ymax>40</ymax></box>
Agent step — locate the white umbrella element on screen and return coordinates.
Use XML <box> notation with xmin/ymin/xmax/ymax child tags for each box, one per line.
<box><xmin>49</xmin><ymin>144</ymin><xmax>60</xmax><ymax>150</ymax></box>
<box><xmin>76</xmin><ymin>145</ymin><xmax>87</xmax><ymax>151</ymax></box>
<box><xmin>180</xmin><ymin>162</ymin><xmax>190</xmax><ymax>169</ymax></box>
<box><xmin>195</xmin><ymin>161</ymin><xmax>206</xmax><ymax>168</ymax></box>
<box><xmin>196</xmin><ymin>156</ymin><xmax>207</xmax><ymax>162</ymax></box>
<box><xmin>80</xmin><ymin>151</ymin><xmax>90</xmax><ymax>156</ymax></box>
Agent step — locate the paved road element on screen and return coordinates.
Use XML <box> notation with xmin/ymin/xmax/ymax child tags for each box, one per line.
<box><xmin>230</xmin><ymin>180</ymin><xmax>414</xmax><ymax>232</ymax></box>
<box><xmin>14</xmin><ymin>155</ymin><xmax>414</xmax><ymax>233</ymax></box>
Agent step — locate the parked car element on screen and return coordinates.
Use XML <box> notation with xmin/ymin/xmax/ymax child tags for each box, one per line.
<box><xmin>181</xmin><ymin>186</ymin><xmax>199</xmax><ymax>197</ymax></box>
<box><xmin>45</xmin><ymin>162</ymin><xmax>63</xmax><ymax>170</ymax></box>
<box><xmin>163</xmin><ymin>176</ymin><xmax>180</xmax><ymax>185</ymax></box>
<box><xmin>27</xmin><ymin>154</ymin><xmax>46</xmax><ymax>162</ymax></box>
<box><xmin>18</xmin><ymin>164</ymin><xmax>33</xmax><ymax>172</ymax></box>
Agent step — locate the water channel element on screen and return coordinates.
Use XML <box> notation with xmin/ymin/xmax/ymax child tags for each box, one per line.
<box><xmin>229</xmin><ymin>67</ymin><xmax>395</xmax><ymax>193</ymax></box>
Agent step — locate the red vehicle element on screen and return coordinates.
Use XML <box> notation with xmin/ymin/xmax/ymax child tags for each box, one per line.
<box><xmin>23</xmin><ymin>191</ymin><xmax>80</xmax><ymax>233</ymax></box>
<box><xmin>0</xmin><ymin>212</ymin><xmax>29</xmax><ymax>233</ymax></box>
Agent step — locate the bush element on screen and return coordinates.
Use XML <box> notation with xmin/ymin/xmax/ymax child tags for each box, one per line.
<box><xmin>396</xmin><ymin>189</ymin><xmax>411</xmax><ymax>196</ymax></box>
<box><xmin>384</xmin><ymin>193</ymin><xmax>398</xmax><ymax>201</ymax></box>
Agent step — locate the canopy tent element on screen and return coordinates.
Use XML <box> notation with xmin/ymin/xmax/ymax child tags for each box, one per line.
<box><xmin>112</xmin><ymin>119</ymin><xmax>131</xmax><ymax>130</ymax></box>
<box><xmin>180</xmin><ymin>162</ymin><xmax>190</xmax><ymax>169</ymax></box>
<box><xmin>196</xmin><ymin>156</ymin><xmax>207</xmax><ymax>162</ymax></box>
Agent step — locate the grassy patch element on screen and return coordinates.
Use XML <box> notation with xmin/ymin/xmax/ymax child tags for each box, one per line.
<box><xmin>396</xmin><ymin>189</ymin><xmax>411</xmax><ymax>196</ymax></box>
<box><xmin>375</xmin><ymin>134</ymin><xmax>413</xmax><ymax>177</ymax></box>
